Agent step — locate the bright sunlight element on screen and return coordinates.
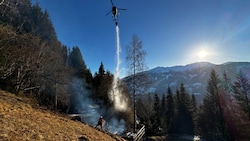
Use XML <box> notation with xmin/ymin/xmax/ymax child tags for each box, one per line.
<box><xmin>197</xmin><ymin>50</ymin><xmax>208</xmax><ymax>59</ymax></box>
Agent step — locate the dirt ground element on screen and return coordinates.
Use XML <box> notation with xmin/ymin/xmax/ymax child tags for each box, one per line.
<box><xmin>0</xmin><ymin>90</ymin><xmax>127</xmax><ymax>141</ymax></box>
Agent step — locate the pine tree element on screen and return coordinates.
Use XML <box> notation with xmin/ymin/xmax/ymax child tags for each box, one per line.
<box><xmin>175</xmin><ymin>83</ymin><xmax>194</xmax><ymax>134</ymax></box>
<box><xmin>160</xmin><ymin>93</ymin><xmax>167</xmax><ymax>131</ymax></box>
<box><xmin>98</xmin><ymin>62</ymin><xmax>105</xmax><ymax>77</ymax></box>
<box><xmin>233</xmin><ymin>71</ymin><xmax>250</xmax><ymax>118</ymax></box>
<box><xmin>166</xmin><ymin>86</ymin><xmax>174</xmax><ymax>134</ymax></box>
<box><xmin>161</xmin><ymin>93</ymin><xmax>166</xmax><ymax>115</ymax></box>
<box><xmin>199</xmin><ymin>69</ymin><xmax>228</xmax><ymax>139</ymax></box>
<box><xmin>219</xmin><ymin>72</ymin><xmax>242</xmax><ymax>140</ymax></box>
<box><xmin>191</xmin><ymin>94</ymin><xmax>199</xmax><ymax>134</ymax></box>
<box><xmin>68</xmin><ymin>46</ymin><xmax>87</xmax><ymax>76</ymax></box>
<box><xmin>152</xmin><ymin>93</ymin><xmax>161</xmax><ymax>133</ymax></box>
<box><xmin>136</xmin><ymin>94</ymin><xmax>154</xmax><ymax>134</ymax></box>
<box><xmin>173</xmin><ymin>89</ymin><xmax>180</xmax><ymax>133</ymax></box>
<box><xmin>92</xmin><ymin>63</ymin><xmax>113</xmax><ymax>107</ymax></box>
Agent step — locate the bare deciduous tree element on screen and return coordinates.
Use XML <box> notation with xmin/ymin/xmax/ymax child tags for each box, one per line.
<box><xmin>126</xmin><ymin>34</ymin><xmax>147</xmax><ymax>132</ymax></box>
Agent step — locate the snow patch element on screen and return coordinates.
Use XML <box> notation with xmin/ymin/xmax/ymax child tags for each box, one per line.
<box><xmin>192</xmin><ymin>82</ymin><xmax>202</xmax><ymax>88</ymax></box>
<box><xmin>148</xmin><ymin>87</ymin><xmax>156</xmax><ymax>93</ymax></box>
<box><xmin>189</xmin><ymin>74</ymin><xmax>197</xmax><ymax>79</ymax></box>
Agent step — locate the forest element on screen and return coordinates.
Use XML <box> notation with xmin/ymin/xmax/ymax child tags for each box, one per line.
<box><xmin>136</xmin><ymin>70</ymin><xmax>250</xmax><ymax>140</ymax></box>
<box><xmin>0</xmin><ymin>0</ymin><xmax>250</xmax><ymax>140</ymax></box>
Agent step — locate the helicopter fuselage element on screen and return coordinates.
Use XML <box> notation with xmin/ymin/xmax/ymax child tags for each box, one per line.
<box><xmin>112</xmin><ymin>6</ymin><xmax>118</xmax><ymax>18</ymax></box>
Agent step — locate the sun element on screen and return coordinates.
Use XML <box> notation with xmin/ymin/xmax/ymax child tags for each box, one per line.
<box><xmin>197</xmin><ymin>50</ymin><xmax>207</xmax><ymax>59</ymax></box>
<box><xmin>191</xmin><ymin>44</ymin><xmax>215</xmax><ymax>63</ymax></box>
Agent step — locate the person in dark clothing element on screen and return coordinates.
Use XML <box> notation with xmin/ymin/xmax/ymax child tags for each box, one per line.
<box><xmin>95</xmin><ymin>116</ymin><xmax>104</xmax><ymax>129</ymax></box>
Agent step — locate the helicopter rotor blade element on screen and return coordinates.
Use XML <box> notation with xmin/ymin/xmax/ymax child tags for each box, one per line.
<box><xmin>106</xmin><ymin>10</ymin><xmax>112</xmax><ymax>16</ymax></box>
<box><xmin>110</xmin><ymin>0</ymin><xmax>114</xmax><ymax>6</ymax></box>
<box><xmin>118</xmin><ymin>8</ymin><xmax>126</xmax><ymax>10</ymax></box>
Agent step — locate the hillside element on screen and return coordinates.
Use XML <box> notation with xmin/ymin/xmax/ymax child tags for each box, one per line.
<box><xmin>0</xmin><ymin>90</ymin><xmax>126</xmax><ymax>141</ymax></box>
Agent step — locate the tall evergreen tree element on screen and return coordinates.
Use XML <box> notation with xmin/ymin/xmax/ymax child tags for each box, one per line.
<box><xmin>199</xmin><ymin>69</ymin><xmax>228</xmax><ymax>139</ymax></box>
<box><xmin>219</xmin><ymin>73</ymin><xmax>243</xmax><ymax>140</ymax></box>
<box><xmin>0</xmin><ymin>0</ymin><xmax>57</xmax><ymax>41</ymax></box>
<box><xmin>166</xmin><ymin>86</ymin><xmax>174</xmax><ymax>134</ymax></box>
<box><xmin>68</xmin><ymin>46</ymin><xmax>87</xmax><ymax>76</ymax></box>
<box><xmin>173</xmin><ymin>89</ymin><xmax>180</xmax><ymax>133</ymax></box>
<box><xmin>233</xmin><ymin>71</ymin><xmax>250</xmax><ymax>118</ymax></box>
<box><xmin>160</xmin><ymin>93</ymin><xmax>167</xmax><ymax>131</ymax></box>
<box><xmin>98</xmin><ymin>62</ymin><xmax>105</xmax><ymax>77</ymax></box>
<box><xmin>174</xmin><ymin>83</ymin><xmax>194</xmax><ymax>134</ymax></box>
<box><xmin>136</xmin><ymin>94</ymin><xmax>154</xmax><ymax>134</ymax></box>
<box><xmin>191</xmin><ymin>94</ymin><xmax>199</xmax><ymax>134</ymax></box>
<box><xmin>161</xmin><ymin>93</ymin><xmax>166</xmax><ymax>115</ymax></box>
<box><xmin>31</xmin><ymin>3</ymin><xmax>57</xmax><ymax>41</ymax></box>
<box><xmin>92</xmin><ymin>62</ymin><xmax>113</xmax><ymax>107</ymax></box>
<box><xmin>152</xmin><ymin>93</ymin><xmax>161</xmax><ymax>132</ymax></box>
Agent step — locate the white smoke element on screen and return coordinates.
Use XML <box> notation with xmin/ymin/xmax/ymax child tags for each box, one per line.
<box><xmin>70</xmin><ymin>78</ymin><xmax>126</xmax><ymax>134</ymax></box>
<box><xmin>70</xmin><ymin>78</ymin><xmax>100</xmax><ymax>125</ymax></box>
<box><xmin>106</xmin><ymin>118</ymin><xmax>126</xmax><ymax>135</ymax></box>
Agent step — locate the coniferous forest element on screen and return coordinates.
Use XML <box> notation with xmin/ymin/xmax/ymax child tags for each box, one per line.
<box><xmin>0</xmin><ymin>0</ymin><xmax>250</xmax><ymax>140</ymax></box>
<box><xmin>136</xmin><ymin>69</ymin><xmax>250</xmax><ymax>140</ymax></box>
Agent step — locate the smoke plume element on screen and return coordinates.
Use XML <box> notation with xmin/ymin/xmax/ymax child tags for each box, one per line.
<box><xmin>70</xmin><ymin>78</ymin><xmax>126</xmax><ymax>134</ymax></box>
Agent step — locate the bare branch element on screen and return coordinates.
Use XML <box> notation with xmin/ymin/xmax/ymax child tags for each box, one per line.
<box><xmin>0</xmin><ymin>0</ymin><xmax>9</xmax><ymax>7</ymax></box>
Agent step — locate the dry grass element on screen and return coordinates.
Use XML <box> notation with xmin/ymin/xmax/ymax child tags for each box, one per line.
<box><xmin>0</xmin><ymin>90</ymin><xmax>127</xmax><ymax>141</ymax></box>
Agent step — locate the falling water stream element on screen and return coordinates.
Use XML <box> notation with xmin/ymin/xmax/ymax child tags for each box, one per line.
<box><xmin>109</xmin><ymin>25</ymin><xmax>128</xmax><ymax>112</ymax></box>
<box><xmin>114</xmin><ymin>25</ymin><xmax>121</xmax><ymax>86</ymax></box>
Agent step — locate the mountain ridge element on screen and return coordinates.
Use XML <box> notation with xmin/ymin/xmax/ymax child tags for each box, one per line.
<box><xmin>148</xmin><ymin>62</ymin><xmax>215</xmax><ymax>73</ymax></box>
<box><xmin>123</xmin><ymin>61</ymin><xmax>250</xmax><ymax>103</ymax></box>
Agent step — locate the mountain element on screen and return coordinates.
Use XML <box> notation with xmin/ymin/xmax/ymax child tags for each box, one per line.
<box><xmin>123</xmin><ymin>62</ymin><xmax>250</xmax><ymax>103</ymax></box>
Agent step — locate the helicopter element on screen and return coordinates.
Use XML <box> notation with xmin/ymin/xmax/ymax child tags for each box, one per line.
<box><xmin>106</xmin><ymin>0</ymin><xmax>126</xmax><ymax>25</ymax></box>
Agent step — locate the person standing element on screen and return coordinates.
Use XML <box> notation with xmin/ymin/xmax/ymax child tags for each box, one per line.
<box><xmin>95</xmin><ymin>116</ymin><xmax>105</xmax><ymax>129</ymax></box>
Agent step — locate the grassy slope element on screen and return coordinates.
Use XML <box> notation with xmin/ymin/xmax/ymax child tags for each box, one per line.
<box><xmin>0</xmin><ymin>90</ymin><xmax>126</xmax><ymax>141</ymax></box>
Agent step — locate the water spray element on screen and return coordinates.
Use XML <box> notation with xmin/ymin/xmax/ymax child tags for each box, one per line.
<box><xmin>109</xmin><ymin>25</ymin><xmax>128</xmax><ymax>112</ymax></box>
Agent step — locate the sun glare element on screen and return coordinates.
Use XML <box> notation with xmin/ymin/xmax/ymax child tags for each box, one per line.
<box><xmin>197</xmin><ymin>50</ymin><xmax>207</xmax><ymax>59</ymax></box>
<box><xmin>191</xmin><ymin>44</ymin><xmax>219</xmax><ymax>64</ymax></box>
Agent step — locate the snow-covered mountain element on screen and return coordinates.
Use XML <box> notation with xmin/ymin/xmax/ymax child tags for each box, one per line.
<box><xmin>123</xmin><ymin>62</ymin><xmax>250</xmax><ymax>103</ymax></box>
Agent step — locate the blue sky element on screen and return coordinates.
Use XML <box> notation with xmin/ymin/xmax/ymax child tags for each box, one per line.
<box><xmin>31</xmin><ymin>0</ymin><xmax>250</xmax><ymax>77</ymax></box>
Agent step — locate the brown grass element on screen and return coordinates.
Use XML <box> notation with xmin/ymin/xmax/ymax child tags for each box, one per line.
<box><xmin>0</xmin><ymin>90</ymin><xmax>127</xmax><ymax>141</ymax></box>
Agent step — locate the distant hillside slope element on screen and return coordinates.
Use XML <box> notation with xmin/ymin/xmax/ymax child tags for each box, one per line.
<box><xmin>0</xmin><ymin>90</ymin><xmax>126</xmax><ymax>141</ymax></box>
<box><xmin>123</xmin><ymin>62</ymin><xmax>250</xmax><ymax>103</ymax></box>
